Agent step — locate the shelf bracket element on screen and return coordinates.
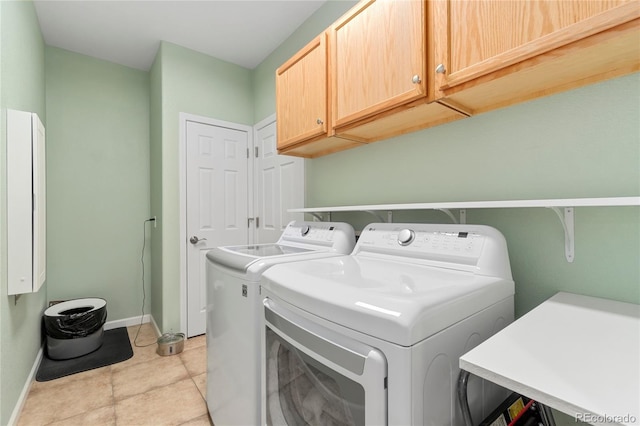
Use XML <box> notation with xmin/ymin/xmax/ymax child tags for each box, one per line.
<box><xmin>309</xmin><ymin>212</ymin><xmax>325</xmax><ymax>222</ymax></box>
<box><xmin>549</xmin><ymin>207</ymin><xmax>575</xmax><ymax>263</ymax></box>
<box><xmin>437</xmin><ymin>209</ymin><xmax>459</xmax><ymax>224</ymax></box>
<box><xmin>459</xmin><ymin>209</ymin><xmax>466</xmax><ymax>224</ymax></box>
<box><xmin>364</xmin><ymin>210</ymin><xmax>388</xmax><ymax>223</ymax></box>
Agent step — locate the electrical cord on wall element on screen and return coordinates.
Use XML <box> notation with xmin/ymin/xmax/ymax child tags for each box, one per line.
<box><xmin>133</xmin><ymin>217</ymin><xmax>157</xmax><ymax>348</ymax></box>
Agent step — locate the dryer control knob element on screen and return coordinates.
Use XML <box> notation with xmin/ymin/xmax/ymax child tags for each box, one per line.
<box><xmin>398</xmin><ymin>229</ymin><xmax>415</xmax><ymax>246</ymax></box>
<box><xmin>301</xmin><ymin>225</ymin><xmax>311</xmax><ymax>236</ymax></box>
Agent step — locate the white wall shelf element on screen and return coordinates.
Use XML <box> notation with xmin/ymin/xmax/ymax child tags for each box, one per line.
<box><xmin>289</xmin><ymin>197</ymin><xmax>640</xmax><ymax>263</ymax></box>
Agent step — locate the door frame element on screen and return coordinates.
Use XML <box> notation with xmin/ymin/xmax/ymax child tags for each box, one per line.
<box><xmin>178</xmin><ymin>112</ymin><xmax>254</xmax><ymax>334</ymax></box>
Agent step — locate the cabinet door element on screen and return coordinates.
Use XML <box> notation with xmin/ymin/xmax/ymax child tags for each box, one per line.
<box><xmin>435</xmin><ymin>0</ymin><xmax>637</xmax><ymax>94</ymax></box>
<box><xmin>276</xmin><ymin>33</ymin><xmax>328</xmax><ymax>150</ymax></box>
<box><xmin>331</xmin><ymin>0</ymin><xmax>426</xmax><ymax>129</ymax></box>
<box><xmin>7</xmin><ymin>110</ymin><xmax>46</xmax><ymax>295</ymax></box>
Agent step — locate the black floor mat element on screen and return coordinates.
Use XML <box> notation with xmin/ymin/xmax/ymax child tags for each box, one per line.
<box><xmin>36</xmin><ymin>327</ymin><xmax>134</xmax><ymax>382</ymax></box>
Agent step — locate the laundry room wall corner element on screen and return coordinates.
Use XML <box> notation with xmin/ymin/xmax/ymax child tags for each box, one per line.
<box><xmin>152</xmin><ymin>42</ymin><xmax>254</xmax><ymax>333</ymax></box>
<box><xmin>149</xmin><ymin>44</ymin><xmax>164</xmax><ymax>331</ymax></box>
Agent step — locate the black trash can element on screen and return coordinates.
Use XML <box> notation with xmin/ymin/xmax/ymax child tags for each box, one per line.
<box><xmin>43</xmin><ymin>298</ymin><xmax>107</xmax><ymax>360</ymax></box>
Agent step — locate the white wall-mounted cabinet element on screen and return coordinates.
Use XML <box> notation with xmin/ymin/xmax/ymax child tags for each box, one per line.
<box><xmin>7</xmin><ymin>109</ymin><xmax>46</xmax><ymax>295</ymax></box>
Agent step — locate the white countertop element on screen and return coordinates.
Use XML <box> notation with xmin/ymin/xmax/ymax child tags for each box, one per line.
<box><xmin>459</xmin><ymin>292</ymin><xmax>640</xmax><ymax>426</ymax></box>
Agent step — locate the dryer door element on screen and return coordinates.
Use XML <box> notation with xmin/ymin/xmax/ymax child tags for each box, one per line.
<box><xmin>263</xmin><ymin>298</ymin><xmax>387</xmax><ymax>426</ymax></box>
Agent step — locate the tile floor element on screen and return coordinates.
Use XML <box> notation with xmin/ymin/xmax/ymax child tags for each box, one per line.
<box><xmin>17</xmin><ymin>323</ymin><xmax>212</xmax><ymax>426</ymax></box>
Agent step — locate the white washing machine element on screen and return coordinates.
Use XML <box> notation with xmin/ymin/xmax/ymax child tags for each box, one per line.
<box><xmin>260</xmin><ymin>223</ymin><xmax>515</xmax><ymax>426</ymax></box>
<box><xmin>205</xmin><ymin>220</ymin><xmax>356</xmax><ymax>426</ymax></box>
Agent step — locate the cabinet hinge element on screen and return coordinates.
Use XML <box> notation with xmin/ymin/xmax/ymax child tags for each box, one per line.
<box><xmin>255</xmin><ymin>147</ymin><xmax>259</xmax><ymax>158</ymax></box>
<box><xmin>246</xmin><ymin>148</ymin><xmax>250</xmax><ymax>158</ymax></box>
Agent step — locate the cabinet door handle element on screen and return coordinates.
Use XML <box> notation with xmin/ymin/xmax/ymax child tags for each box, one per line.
<box><xmin>412</xmin><ymin>75</ymin><xmax>422</xmax><ymax>84</ymax></box>
<box><xmin>316</xmin><ymin>118</ymin><xmax>324</xmax><ymax>125</ymax></box>
<box><xmin>435</xmin><ymin>64</ymin><xmax>446</xmax><ymax>74</ymax></box>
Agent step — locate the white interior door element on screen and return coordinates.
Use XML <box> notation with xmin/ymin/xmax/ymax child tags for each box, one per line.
<box><xmin>253</xmin><ymin>117</ymin><xmax>304</xmax><ymax>244</ymax></box>
<box><xmin>186</xmin><ymin>120</ymin><xmax>249</xmax><ymax>337</ymax></box>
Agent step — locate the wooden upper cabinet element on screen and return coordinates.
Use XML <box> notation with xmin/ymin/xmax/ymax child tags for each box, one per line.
<box><xmin>275</xmin><ymin>0</ymin><xmax>638</xmax><ymax>158</ymax></box>
<box><xmin>276</xmin><ymin>33</ymin><xmax>362</xmax><ymax>157</ymax></box>
<box><xmin>330</xmin><ymin>0</ymin><xmax>465</xmax><ymax>143</ymax></box>
<box><xmin>331</xmin><ymin>0</ymin><xmax>426</xmax><ymax>126</ymax></box>
<box><xmin>433</xmin><ymin>0</ymin><xmax>640</xmax><ymax>113</ymax></box>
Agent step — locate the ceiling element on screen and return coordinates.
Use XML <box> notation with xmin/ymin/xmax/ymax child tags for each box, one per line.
<box><xmin>33</xmin><ymin>0</ymin><xmax>327</xmax><ymax>71</ymax></box>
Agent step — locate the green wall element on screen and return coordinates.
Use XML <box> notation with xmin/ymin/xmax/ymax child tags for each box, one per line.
<box><xmin>304</xmin><ymin>74</ymin><xmax>640</xmax><ymax>315</ymax></box>
<box><xmin>152</xmin><ymin>42</ymin><xmax>253</xmax><ymax>332</ymax></box>
<box><xmin>0</xmin><ymin>2</ymin><xmax>46</xmax><ymax>424</ymax></box>
<box><xmin>45</xmin><ymin>47</ymin><xmax>151</xmax><ymax>321</ymax></box>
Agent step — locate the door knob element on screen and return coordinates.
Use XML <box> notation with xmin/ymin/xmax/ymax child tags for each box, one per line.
<box><xmin>190</xmin><ymin>236</ymin><xmax>207</xmax><ymax>244</ymax></box>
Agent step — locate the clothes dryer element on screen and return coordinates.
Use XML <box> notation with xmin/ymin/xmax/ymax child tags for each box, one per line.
<box><xmin>205</xmin><ymin>221</ymin><xmax>355</xmax><ymax>426</ymax></box>
<box><xmin>261</xmin><ymin>223</ymin><xmax>515</xmax><ymax>426</ymax></box>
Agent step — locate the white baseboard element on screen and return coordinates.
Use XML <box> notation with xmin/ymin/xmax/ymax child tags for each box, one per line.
<box><xmin>103</xmin><ymin>314</ymin><xmax>151</xmax><ymax>331</ymax></box>
<box><xmin>150</xmin><ymin>315</ymin><xmax>161</xmax><ymax>337</ymax></box>
<box><xmin>8</xmin><ymin>346</ymin><xmax>43</xmax><ymax>426</ymax></box>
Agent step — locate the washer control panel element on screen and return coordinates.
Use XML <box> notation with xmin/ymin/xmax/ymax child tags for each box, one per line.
<box><xmin>281</xmin><ymin>222</ymin><xmax>336</xmax><ymax>241</ymax></box>
<box><xmin>279</xmin><ymin>221</ymin><xmax>356</xmax><ymax>253</ymax></box>
<box><xmin>356</xmin><ymin>223</ymin><xmax>512</xmax><ymax>278</ymax></box>
<box><xmin>358</xmin><ymin>225</ymin><xmax>487</xmax><ymax>262</ymax></box>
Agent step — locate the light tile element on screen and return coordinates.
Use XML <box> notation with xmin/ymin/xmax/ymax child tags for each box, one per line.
<box><xmin>18</xmin><ymin>326</ymin><xmax>214</xmax><ymax>426</ymax></box>
<box><xmin>192</xmin><ymin>373</ymin><xmax>207</xmax><ymax>400</ymax></box>
<box><xmin>115</xmin><ymin>379</ymin><xmax>208</xmax><ymax>425</ymax></box>
<box><xmin>183</xmin><ymin>334</ymin><xmax>206</xmax><ymax>352</ymax></box>
<box><xmin>179</xmin><ymin>413</ymin><xmax>214</xmax><ymax>426</ymax></box>
<box><xmin>17</xmin><ymin>371</ymin><xmax>113</xmax><ymax>425</ymax></box>
<box><xmin>47</xmin><ymin>405</ymin><xmax>116</xmax><ymax>426</ymax></box>
<box><xmin>112</xmin><ymin>355</ymin><xmax>189</xmax><ymax>401</ymax></box>
<box><xmin>180</xmin><ymin>345</ymin><xmax>206</xmax><ymax>377</ymax></box>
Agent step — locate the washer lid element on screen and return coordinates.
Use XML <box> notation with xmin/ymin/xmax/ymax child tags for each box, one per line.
<box><xmin>261</xmin><ymin>255</ymin><xmax>514</xmax><ymax>346</ymax></box>
<box><xmin>206</xmin><ymin>244</ymin><xmax>316</xmax><ymax>273</ymax></box>
<box><xmin>225</xmin><ymin>244</ymin><xmax>312</xmax><ymax>257</ymax></box>
<box><xmin>205</xmin><ymin>220</ymin><xmax>356</xmax><ymax>273</ymax></box>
